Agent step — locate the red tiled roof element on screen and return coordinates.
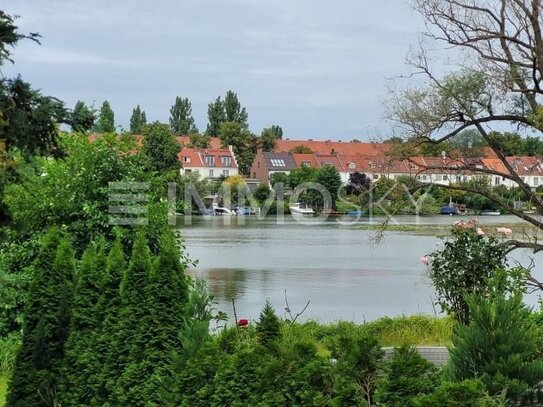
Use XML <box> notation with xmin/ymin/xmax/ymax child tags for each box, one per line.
<box><xmin>178</xmin><ymin>147</ymin><xmax>238</xmax><ymax>168</ymax></box>
<box><xmin>275</xmin><ymin>139</ymin><xmax>390</xmax><ymax>156</ymax></box>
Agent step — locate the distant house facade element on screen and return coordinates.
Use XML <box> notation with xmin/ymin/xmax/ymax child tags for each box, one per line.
<box><xmin>250</xmin><ymin>150</ymin><xmax>297</xmax><ymax>185</ymax></box>
<box><xmin>178</xmin><ymin>146</ymin><xmax>238</xmax><ymax>179</ymax></box>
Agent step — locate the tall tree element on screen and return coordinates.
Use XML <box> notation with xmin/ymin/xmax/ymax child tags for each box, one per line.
<box><xmin>205</xmin><ymin>96</ymin><xmax>225</xmax><ymax>136</ymax></box>
<box><xmin>219</xmin><ymin>121</ymin><xmax>257</xmax><ymax>175</ymax></box>
<box><xmin>71</xmin><ymin>100</ymin><xmax>95</xmax><ymax>133</ymax></box>
<box><xmin>169</xmin><ymin>96</ymin><xmax>198</xmax><ymax>134</ymax></box>
<box><xmin>387</xmin><ymin>0</ymin><xmax>543</xmax><ymax>255</ymax></box>
<box><xmin>109</xmin><ymin>232</ymin><xmax>152</xmax><ymax>405</ymax></box>
<box><xmin>95</xmin><ymin>236</ymin><xmax>126</xmax><ymax>404</ymax></box>
<box><xmin>129</xmin><ymin>105</ymin><xmax>147</xmax><ymax>134</ymax></box>
<box><xmin>224</xmin><ymin>90</ymin><xmax>248</xmax><ymax>129</ymax></box>
<box><xmin>142</xmin><ymin>122</ymin><xmax>181</xmax><ymax>171</ymax></box>
<box><xmin>98</xmin><ymin>100</ymin><xmax>115</xmax><ymax>133</ymax></box>
<box><xmin>0</xmin><ymin>11</ymin><xmax>41</xmax><ymax>65</ymax></box>
<box><xmin>0</xmin><ymin>76</ymin><xmax>67</xmax><ymax>154</ymax></box>
<box><xmin>60</xmin><ymin>241</ymin><xmax>107</xmax><ymax>406</ymax></box>
<box><xmin>7</xmin><ymin>230</ymin><xmax>75</xmax><ymax>407</ymax></box>
<box><xmin>260</xmin><ymin>125</ymin><xmax>283</xmax><ymax>151</ymax></box>
<box><xmin>126</xmin><ymin>231</ymin><xmax>189</xmax><ymax>405</ymax></box>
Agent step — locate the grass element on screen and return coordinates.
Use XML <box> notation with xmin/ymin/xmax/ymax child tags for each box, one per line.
<box><xmin>280</xmin><ymin>314</ymin><xmax>453</xmax><ymax>358</ymax></box>
<box><xmin>0</xmin><ymin>373</ymin><xmax>6</xmax><ymax>407</ymax></box>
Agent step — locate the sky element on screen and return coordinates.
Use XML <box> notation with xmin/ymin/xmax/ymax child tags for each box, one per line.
<box><xmin>3</xmin><ymin>0</ymin><xmax>424</xmax><ymax>140</ymax></box>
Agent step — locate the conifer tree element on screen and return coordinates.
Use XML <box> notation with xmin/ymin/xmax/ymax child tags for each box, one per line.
<box><xmin>130</xmin><ymin>105</ymin><xmax>147</xmax><ymax>134</ymax></box>
<box><xmin>117</xmin><ymin>231</ymin><xmax>189</xmax><ymax>405</ymax></box>
<box><xmin>169</xmin><ymin>96</ymin><xmax>198</xmax><ymax>134</ymax></box>
<box><xmin>60</xmin><ymin>241</ymin><xmax>107</xmax><ymax>406</ymax></box>
<box><xmin>205</xmin><ymin>96</ymin><xmax>225</xmax><ymax>136</ymax></box>
<box><xmin>110</xmin><ymin>231</ymin><xmax>152</xmax><ymax>405</ymax></box>
<box><xmin>98</xmin><ymin>100</ymin><xmax>115</xmax><ymax>133</ymax></box>
<box><xmin>7</xmin><ymin>230</ymin><xmax>75</xmax><ymax>407</ymax></box>
<box><xmin>71</xmin><ymin>100</ymin><xmax>95</xmax><ymax>133</ymax></box>
<box><xmin>94</xmin><ymin>235</ymin><xmax>126</xmax><ymax>404</ymax></box>
<box><xmin>223</xmin><ymin>90</ymin><xmax>248</xmax><ymax>129</ymax></box>
<box><xmin>256</xmin><ymin>300</ymin><xmax>281</xmax><ymax>348</ymax></box>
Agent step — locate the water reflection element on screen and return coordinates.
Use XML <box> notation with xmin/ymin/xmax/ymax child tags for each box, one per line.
<box><xmin>180</xmin><ymin>215</ymin><xmax>542</xmax><ymax>323</ymax></box>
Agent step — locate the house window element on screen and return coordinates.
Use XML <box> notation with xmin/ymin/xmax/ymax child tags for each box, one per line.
<box><xmin>183</xmin><ymin>156</ymin><xmax>191</xmax><ymax>163</ymax></box>
<box><xmin>221</xmin><ymin>156</ymin><xmax>231</xmax><ymax>166</ymax></box>
<box><xmin>222</xmin><ymin>169</ymin><xmax>229</xmax><ymax>177</ymax></box>
<box><xmin>535</xmin><ymin>177</ymin><xmax>539</xmax><ymax>186</ymax></box>
<box><xmin>443</xmin><ymin>175</ymin><xmax>448</xmax><ymax>181</ymax></box>
<box><xmin>349</xmin><ymin>162</ymin><xmax>356</xmax><ymax>170</ymax></box>
<box><xmin>185</xmin><ymin>169</ymin><xmax>192</xmax><ymax>173</ymax></box>
<box><xmin>422</xmin><ymin>175</ymin><xmax>427</xmax><ymax>180</ymax></box>
<box><xmin>495</xmin><ymin>177</ymin><xmax>500</xmax><ymax>185</ymax></box>
<box><xmin>372</xmin><ymin>174</ymin><xmax>379</xmax><ymax>180</ymax></box>
<box><xmin>270</xmin><ymin>159</ymin><xmax>286</xmax><ymax>167</ymax></box>
<box><xmin>209</xmin><ymin>169</ymin><xmax>214</xmax><ymax>177</ymax></box>
<box><xmin>435</xmin><ymin>175</ymin><xmax>442</xmax><ymax>181</ymax></box>
<box><xmin>253</xmin><ymin>172</ymin><xmax>256</xmax><ymax>178</ymax></box>
<box><xmin>205</xmin><ymin>156</ymin><xmax>215</xmax><ymax>166</ymax></box>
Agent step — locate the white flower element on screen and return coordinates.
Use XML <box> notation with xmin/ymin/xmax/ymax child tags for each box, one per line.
<box><xmin>476</xmin><ymin>228</ymin><xmax>485</xmax><ymax>236</ymax></box>
<box><xmin>496</xmin><ymin>227</ymin><xmax>512</xmax><ymax>236</ymax></box>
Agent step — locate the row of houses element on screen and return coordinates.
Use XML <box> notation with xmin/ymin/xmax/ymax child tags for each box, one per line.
<box><xmin>100</xmin><ymin>134</ymin><xmax>542</xmax><ymax>190</ymax></box>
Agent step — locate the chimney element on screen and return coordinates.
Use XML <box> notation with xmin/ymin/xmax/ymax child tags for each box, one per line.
<box><xmin>308</xmin><ymin>138</ymin><xmax>313</xmax><ymax>141</ymax></box>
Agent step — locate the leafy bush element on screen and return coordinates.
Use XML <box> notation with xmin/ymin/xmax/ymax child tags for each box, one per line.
<box><xmin>412</xmin><ymin>379</ymin><xmax>505</xmax><ymax>407</ymax></box>
<box><xmin>426</xmin><ymin>219</ymin><xmax>507</xmax><ymax>322</ymax></box>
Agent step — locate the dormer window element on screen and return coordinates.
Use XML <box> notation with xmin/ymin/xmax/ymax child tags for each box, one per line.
<box><xmin>348</xmin><ymin>162</ymin><xmax>356</xmax><ymax>170</ymax></box>
<box><xmin>221</xmin><ymin>156</ymin><xmax>232</xmax><ymax>166</ymax></box>
<box><xmin>205</xmin><ymin>156</ymin><xmax>215</xmax><ymax>166</ymax></box>
<box><xmin>183</xmin><ymin>157</ymin><xmax>191</xmax><ymax>163</ymax></box>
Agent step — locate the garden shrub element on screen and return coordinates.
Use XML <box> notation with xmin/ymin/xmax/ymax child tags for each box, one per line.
<box><xmin>412</xmin><ymin>379</ymin><xmax>505</xmax><ymax>407</ymax></box>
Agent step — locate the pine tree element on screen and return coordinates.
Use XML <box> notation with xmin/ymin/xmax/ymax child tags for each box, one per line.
<box><xmin>223</xmin><ymin>90</ymin><xmax>248</xmax><ymax>129</ymax></box>
<box><xmin>7</xmin><ymin>230</ymin><xmax>75</xmax><ymax>407</ymax></box>
<box><xmin>256</xmin><ymin>300</ymin><xmax>281</xmax><ymax>348</ymax></box>
<box><xmin>98</xmin><ymin>100</ymin><xmax>115</xmax><ymax>133</ymax></box>
<box><xmin>71</xmin><ymin>100</ymin><xmax>95</xmax><ymax>133</ymax></box>
<box><xmin>169</xmin><ymin>96</ymin><xmax>198</xmax><ymax>134</ymax></box>
<box><xmin>205</xmin><ymin>96</ymin><xmax>225</xmax><ymax>136</ymax></box>
<box><xmin>130</xmin><ymin>105</ymin><xmax>147</xmax><ymax>134</ymax></box>
<box><xmin>60</xmin><ymin>240</ymin><xmax>107</xmax><ymax>406</ymax></box>
<box><xmin>450</xmin><ymin>294</ymin><xmax>543</xmax><ymax>402</ymax></box>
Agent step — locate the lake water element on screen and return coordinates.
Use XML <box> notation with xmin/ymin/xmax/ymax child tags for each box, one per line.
<box><xmin>179</xmin><ymin>215</ymin><xmax>543</xmax><ymax>324</ymax></box>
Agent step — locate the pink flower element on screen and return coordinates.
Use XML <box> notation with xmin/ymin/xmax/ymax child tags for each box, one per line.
<box><xmin>496</xmin><ymin>227</ymin><xmax>512</xmax><ymax>236</ymax></box>
<box><xmin>471</xmin><ymin>217</ymin><xmax>479</xmax><ymax>223</ymax></box>
<box><xmin>420</xmin><ymin>256</ymin><xmax>429</xmax><ymax>265</ymax></box>
<box><xmin>476</xmin><ymin>228</ymin><xmax>485</xmax><ymax>236</ymax></box>
<box><xmin>465</xmin><ymin>222</ymin><xmax>474</xmax><ymax>229</ymax></box>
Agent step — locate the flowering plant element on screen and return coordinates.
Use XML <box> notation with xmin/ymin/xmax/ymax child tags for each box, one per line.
<box><xmin>423</xmin><ymin>218</ymin><xmax>508</xmax><ymax>323</ymax></box>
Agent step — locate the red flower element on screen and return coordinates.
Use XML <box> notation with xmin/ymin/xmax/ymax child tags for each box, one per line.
<box><xmin>237</xmin><ymin>318</ymin><xmax>249</xmax><ymax>327</ymax></box>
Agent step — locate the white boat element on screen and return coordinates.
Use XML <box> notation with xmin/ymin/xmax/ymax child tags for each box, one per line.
<box><xmin>211</xmin><ymin>203</ymin><xmax>235</xmax><ymax>216</ymax></box>
<box><xmin>289</xmin><ymin>202</ymin><xmax>315</xmax><ymax>216</ymax></box>
<box><xmin>480</xmin><ymin>210</ymin><xmax>501</xmax><ymax>216</ymax></box>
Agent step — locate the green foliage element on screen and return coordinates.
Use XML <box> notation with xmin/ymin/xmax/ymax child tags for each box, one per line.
<box><xmin>332</xmin><ymin>333</ymin><xmax>384</xmax><ymax>406</ymax></box>
<box><xmin>0</xmin><ymin>76</ymin><xmax>67</xmax><ymax>155</ymax></box>
<box><xmin>219</xmin><ymin>121</ymin><xmax>257</xmax><ymax>175</ymax></box>
<box><xmin>290</xmin><ymin>145</ymin><xmax>314</xmax><ymax>154</ymax></box>
<box><xmin>449</xmin><ymin>295</ymin><xmax>543</xmax><ymax>403</ymax></box>
<box><xmin>376</xmin><ymin>345</ymin><xmax>438</xmax><ymax>407</ymax></box>
<box><xmin>205</xmin><ymin>96</ymin><xmax>226</xmax><ymax>136</ymax></box>
<box><xmin>7</xmin><ymin>231</ymin><xmax>74</xmax><ymax>407</ymax></box>
<box><xmin>0</xmin><ymin>11</ymin><xmax>41</xmax><ymax>65</ymax></box>
<box><xmin>60</xmin><ymin>240</ymin><xmax>107</xmax><ymax>406</ymax></box>
<box><xmin>256</xmin><ymin>300</ymin><xmax>282</xmax><ymax>348</ymax></box>
<box><xmin>288</xmin><ymin>165</ymin><xmax>317</xmax><ymax>188</ymax></box>
<box><xmin>170</xmin><ymin>96</ymin><xmax>198</xmax><ymax>134</ymax></box>
<box><xmin>412</xmin><ymin>380</ymin><xmax>505</xmax><ymax>407</ymax></box>
<box><xmin>71</xmin><ymin>100</ymin><xmax>95</xmax><ymax>133</ymax></box>
<box><xmin>129</xmin><ymin>105</ymin><xmax>147</xmax><ymax>134</ymax></box>
<box><xmin>223</xmin><ymin>90</ymin><xmax>248</xmax><ymax>129</ymax></box>
<box><xmin>260</xmin><ymin>125</ymin><xmax>282</xmax><ymax>151</ymax></box>
<box><xmin>142</xmin><ymin>121</ymin><xmax>181</xmax><ymax>171</ymax></box>
<box><xmin>253</xmin><ymin>183</ymin><xmax>271</xmax><ymax>203</ymax></box>
<box><xmin>270</xmin><ymin>171</ymin><xmax>288</xmax><ymax>187</ymax></box>
<box><xmin>188</xmin><ymin>132</ymin><xmax>211</xmax><ymax>148</ymax></box>
<box><xmin>427</xmin><ymin>221</ymin><xmax>507</xmax><ymax>323</ymax></box>
<box><xmin>315</xmin><ymin>165</ymin><xmax>342</xmax><ymax>209</ymax></box>
<box><xmin>98</xmin><ymin>100</ymin><xmax>115</xmax><ymax>133</ymax></box>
